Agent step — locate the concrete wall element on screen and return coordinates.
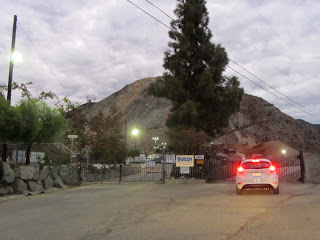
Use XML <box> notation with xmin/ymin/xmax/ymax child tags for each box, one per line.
<box><xmin>304</xmin><ymin>153</ymin><xmax>320</xmax><ymax>183</ymax></box>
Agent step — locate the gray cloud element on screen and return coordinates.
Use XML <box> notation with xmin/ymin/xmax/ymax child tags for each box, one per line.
<box><xmin>0</xmin><ymin>0</ymin><xmax>319</xmax><ymax>123</ymax></box>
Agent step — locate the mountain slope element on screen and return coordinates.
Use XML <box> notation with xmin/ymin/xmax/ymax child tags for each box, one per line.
<box><xmin>85</xmin><ymin>77</ymin><xmax>320</xmax><ymax>154</ymax></box>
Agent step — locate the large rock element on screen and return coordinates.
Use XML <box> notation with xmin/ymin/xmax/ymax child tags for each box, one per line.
<box><xmin>31</xmin><ymin>164</ymin><xmax>40</xmax><ymax>180</ymax></box>
<box><xmin>39</xmin><ymin>166</ymin><xmax>50</xmax><ymax>180</ymax></box>
<box><xmin>0</xmin><ymin>186</ymin><xmax>14</xmax><ymax>195</ymax></box>
<box><xmin>42</xmin><ymin>176</ymin><xmax>53</xmax><ymax>189</ymax></box>
<box><xmin>50</xmin><ymin>167</ymin><xmax>58</xmax><ymax>180</ymax></box>
<box><xmin>0</xmin><ymin>162</ymin><xmax>15</xmax><ymax>184</ymax></box>
<box><xmin>14</xmin><ymin>166</ymin><xmax>34</xmax><ymax>180</ymax></box>
<box><xmin>27</xmin><ymin>181</ymin><xmax>42</xmax><ymax>192</ymax></box>
<box><xmin>53</xmin><ymin>176</ymin><xmax>64</xmax><ymax>188</ymax></box>
<box><xmin>59</xmin><ymin>165</ymin><xmax>78</xmax><ymax>185</ymax></box>
<box><xmin>13</xmin><ymin>179</ymin><xmax>27</xmax><ymax>193</ymax></box>
<box><xmin>37</xmin><ymin>180</ymin><xmax>43</xmax><ymax>191</ymax></box>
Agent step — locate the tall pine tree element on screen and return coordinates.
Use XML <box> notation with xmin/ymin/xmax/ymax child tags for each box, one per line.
<box><xmin>149</xmin><ymin>0</ymin><xmax>243</xmax><ymax>137</ymax></box>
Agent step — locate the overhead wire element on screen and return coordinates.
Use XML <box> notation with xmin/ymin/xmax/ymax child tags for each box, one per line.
<box><xmin>17</xmin><ymin>21</ymin><xmax>75</xmax><ymax>102</ymax></box>
<box><xmin>125</xmin><ymin>0</ymin><xmax>320</xmax><ymax>120</ymax></box>
<box><xmin>143</xmin><ymin>0</ymin><xmax>320</xmax><ymax>118</ymax></box>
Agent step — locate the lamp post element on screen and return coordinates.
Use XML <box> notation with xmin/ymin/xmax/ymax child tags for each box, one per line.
<box><xmin>68</xmin><ymin>135</ymin><xmax>78</xmax><ymax>163</ymax></box>
<box><xmin>158</xmin><ymin>142</ymin><xmax>166</xmax><ymax>184</ymax></box>
<box><xmin>132</xmin><ymin>128</ymin><xmax>139</xmax><ymax>150</ymax></box>
<box><xmin>281</xmin><ymin>149</ymin><xmax>287</xmax><ymax>160</ymax></box>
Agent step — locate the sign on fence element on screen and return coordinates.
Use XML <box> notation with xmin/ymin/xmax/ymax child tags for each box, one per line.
<box><xmin>166</xmin><ymin>154</ymin><xmax>175</xmax><ymax>164</ymax></box>
<box><xmin>176</xmin><ymin>155</ymin><xmax>194</xmax><ymax>167</ymax></box>
<box><xmin>180</xmin><ymin>167</ymin><xmax>190</xmax><ymax>174</ymax></box>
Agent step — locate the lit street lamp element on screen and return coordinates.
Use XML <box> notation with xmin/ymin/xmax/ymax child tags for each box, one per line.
<box><xmin>12</xmin><ymin>51</ymin><xmax>22</xmax><ymax>63</ymax></box>
<box><xmin>132</xmin><ymin>128</ymin><xmax>139</xmax><ymax>150</ymax></box>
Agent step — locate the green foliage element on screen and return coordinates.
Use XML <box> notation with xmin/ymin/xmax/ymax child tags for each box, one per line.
<box><xmin>167</xmin><ymin>128</ymin><xmax>209</xmax><ymax>154</ymax></box>
<box><xmin>148</xmin><ymin>0</ymin><xmax>243</xmax><ymax>137</ymax></box>
<box><xmin>87</xmin><ymin>108</ymin><xmax>127</xmax><ymax>165</ymax></box>
<box><xmin>17</xmin><ymin>99</ymin><xmax>67</xmax><ymax>144</ymax></box>
<box><xmin>127</xmin><ymin>149</ymin><xmax>140</xmax><ymax>159</ymax></box>
<box><xmin>0</xmin><ymin>97</ymin><xmax>22</xmax><ymax>142</ymax></box>
<box><xmin>17</xmin><ymin>99</ymin><xmax>67</xmax><ymax>164</ymax></box>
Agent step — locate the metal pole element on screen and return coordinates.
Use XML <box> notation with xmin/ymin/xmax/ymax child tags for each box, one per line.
<box><xmin>7</xmin><ymin>15</ymin><xmax>17</xmax><ymax>105</ymax></box>
<box><xmin>2</xmin><ymin>15</ymin><xmax>17</xmax><ymax>163</ymax></box>
<box><xmin>162</xmin><ymin>150</ymin><xmax>165</xmax><ymax>184</ymax></box>
<box><xmin>70</xmin><ymin>138</ymin><xmax>74</xmax><ymax>163</ymax></box>
<box><xmin>119</xmin><ymin>164</ymin><xmax>122</xmax><ymax>184</ymax></box>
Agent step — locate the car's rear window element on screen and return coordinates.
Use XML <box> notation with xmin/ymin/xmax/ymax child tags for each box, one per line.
<box><xmin>242</xmin><ymin>161</ymin><xmax>270</xmax><ymax>169</ymax></box>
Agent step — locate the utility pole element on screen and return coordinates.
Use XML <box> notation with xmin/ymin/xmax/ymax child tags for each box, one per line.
<box><xmin>124</xmin><ymin>120</ymin><xmax>127</xmax><ymax>147</ymax></box>
<box><xmin>2</xmin><ymin>15</ymin><xmax>17</xmax><ymax>162</ymax></box>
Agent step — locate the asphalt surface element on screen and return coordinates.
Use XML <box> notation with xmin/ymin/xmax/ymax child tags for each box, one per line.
<box><xmin>0</xmin><ymin>182</ymin><xmax>319</xmax><ymax>240</ymax></box>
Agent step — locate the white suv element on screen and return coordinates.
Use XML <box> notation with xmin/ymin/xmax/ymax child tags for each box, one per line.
<box><xmin>236</xmin><ymin>158</ymin><xmax>279</xmax><ymax>195</ymax></box>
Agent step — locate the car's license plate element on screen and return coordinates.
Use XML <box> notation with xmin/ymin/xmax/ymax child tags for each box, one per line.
<box><xmin>252</xmin><ymin>173</ymin><xmax>261</xmax><ymax>176</ymax></box>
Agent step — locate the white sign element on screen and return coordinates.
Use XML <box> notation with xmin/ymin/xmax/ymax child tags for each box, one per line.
<box><xmin>166</xmin><ymin>154</ymin><xmax>175</xmax><ymax>164</ymax></box>
<box><xmin>68</xmin><ymin>135</ymin><xmax>78</xmax><ymax>139</ymax></box>
<box><xmin>180</xmin><ymin>167</ymin><xmax>190</xmax><ymax>174</ymax></box>
<box><xmin>176</xmin><ymin>155</ymin><xmax>194</xmax><ymax>167</ymax></box>
<box><xmin>195</xmin><ymin>155</ymin><xmax>204</xmax><ymax>160</ymax></box>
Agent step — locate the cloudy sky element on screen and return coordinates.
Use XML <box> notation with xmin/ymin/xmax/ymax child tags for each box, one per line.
<box><xmin>1</xmin><ymin>0</ymin><xmax>319</xmax><ymax>124</ymax></box>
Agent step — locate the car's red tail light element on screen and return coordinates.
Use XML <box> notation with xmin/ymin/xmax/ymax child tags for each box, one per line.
<box><xmin>237</xmin><ymin>166</ymin><xmax>243</xmax><ymax>173</ymax></box>
<box><xmin>270</xmin><ymin>166</ymin><xmax>276</xmax><ymax>172</ymax></box>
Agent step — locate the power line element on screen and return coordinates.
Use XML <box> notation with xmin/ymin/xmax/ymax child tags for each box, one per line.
<box><xmin>125</xmin><ymin>0</ymin><xmax>320</xmax><ymax>120</ymax></box>
<box><xmin>294</xmin><ymin>112</ymin><xmax>320</xmax><ymax>119</ymax></box>
<box><xmin>143</xmin><ymin>0</ymin><xmax>319</xmax><ymax>117</ymax></box>
<box><xmin>17</xmin><ymin>21</ymin><xmax>75</xmax><ymax>102</ymax></box>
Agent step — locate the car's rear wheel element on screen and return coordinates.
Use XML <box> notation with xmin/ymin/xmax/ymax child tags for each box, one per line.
<box><xmin>236</xmin><ymin>186</ymin><xmax>242</xmax><ymax>195</ymax></box>
<box><xmin>273</xmin><ymin>186</ymin><xmax>280</xmax><ymax>194</ymax></box>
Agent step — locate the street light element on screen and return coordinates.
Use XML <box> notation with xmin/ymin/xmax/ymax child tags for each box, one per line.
<box><xmin>281</xmin><ymin>149</ymin><xmax>287</xmax><ymax>155</ymax></box>
<box><xmin>11</xmin><ymin>51</ymin><xmax>22</xmax><ymax>63</ymax></box>
<box><xmin>132</xmin><ymin>128</ymin><xmax>139</xmax><ymax>150</ymax></box>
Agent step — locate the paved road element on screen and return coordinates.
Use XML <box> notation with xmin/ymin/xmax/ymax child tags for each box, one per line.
<box><xmin>0</xmin><ymin>182</ymin><xmax>319</xmax><ymax>240</ymax></box>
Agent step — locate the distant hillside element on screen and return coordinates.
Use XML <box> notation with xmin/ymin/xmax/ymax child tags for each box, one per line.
<box><xmin>297</xmin><ymin>119</ymin><xmax>320</xmax><ymax>135</ymax></box>
<box><xmin>85</xmin><ymin>77</ymin><xmax>320</xmax><ymax>155</ymax></box>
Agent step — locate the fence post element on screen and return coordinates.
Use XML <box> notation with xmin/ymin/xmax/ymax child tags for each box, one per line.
<box><xmin>119</xmin><ymin>164</ymin><xmax>122</xmax><ymax>184</ymax></box>
<box><xmin>162</xmin><ymin>151</ymin><xmax>165</xmax><ymax>184</ymax></box>
<box><xmin>299</xmin><ymin>149</ymin><xmax>305</xmax><ymax>183</ymax></box>
<box><xmin>204</xmin><ymin>151</ymin><xmax>208</xmax><ymax>183</ymax></box>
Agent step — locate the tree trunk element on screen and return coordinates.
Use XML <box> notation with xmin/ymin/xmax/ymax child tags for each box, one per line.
<box><xmin>26</xmin><ymin>143</ymin><xmax>32</xmax><ymax>165</ymax></box>
<box><xmin>1</xmin><ymin>144</ymin><xmax>8</xmax><ymax>162</ymax></box>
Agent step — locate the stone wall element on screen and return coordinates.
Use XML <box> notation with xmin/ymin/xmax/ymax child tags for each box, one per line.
<box><xmin>0</xmin><ymin>162</ymin><xmax>79</xmax><ymax>196</ymax></box>
<box><xmin>304</xmin><ymin>153</ymin><xmax>320</xmax><ymax>183</ymax></box>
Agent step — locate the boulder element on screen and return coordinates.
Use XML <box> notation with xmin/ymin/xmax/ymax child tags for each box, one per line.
<box><xmin>13</xmin><ymin>179</ymin><xmax>27</xmax><ymax>193</ymax></box>
<box><xmin>37</xmin><ymin>180</ymin><xmax>43</xmax><ymax>191</ymax></box>
<box><xmin>27</xmin><ymin>181</ymin><xmax>42</xmax><ymax>192</ymax></box>
<box><xmin>14</xmin><ymin>166</ymin><xmax>34</xmax><ymax>180</ymax></box>
<box><xmin>42</xmin><ymin>176</ymin><xmax>53</xmax><ymax>189</ymax></box>
<box><xmin>0</xmin><ymin>186</ymin><xmax>14</xmax><ymax>195</ymax></box>
<box><xmin>31</xmin><ymin>164</ymin><xmax>40</xmax><ymax>180</ymax></box>
<box><xmin>50</xmin><ymin>167</ymin><xmax>58</xmax><ymax>180</ymax></box>
<box><xmin>59</xmin><ymin>165</ymin><xmax>78</xmax><ymax>185</ymax></box>
<box><xmin>53</xmin><ymin>176</ymin><xmax>64</xmax><ymax>188</ymax></box>
<box><xmin>39</xmin><ymin>166</ymin><xmax>50</xmax><ymax>180</ymax></box>
<box><xmin>0</xmin><ymin>162</ymin><xmax>15</xmax><ymax>184</ymax></box>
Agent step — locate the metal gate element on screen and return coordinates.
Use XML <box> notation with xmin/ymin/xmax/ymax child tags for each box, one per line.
<box><xmin>206</xmin><ymin>152</ymin><xmax>305</xmax><ymax>183</ymax></box>
<box><xmin>121</xmin><ymin>160</ymin><xmax>163</xmax><ymax>182</ymax></box>
<box><xmin>272</xmin><ymin>153</ymin><xmax>304</xmax><ymax>182</ymax></box>
<box><xmin>206</xmin><ymin>156</ymin><xmax>239</xmax><ymax>182</ymax></box>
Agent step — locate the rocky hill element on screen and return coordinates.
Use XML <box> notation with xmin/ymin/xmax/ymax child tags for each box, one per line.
<box><xmin>85</xmin><ymin>77</ymin><xmax>320</xmax><ymax>155</ymax></box>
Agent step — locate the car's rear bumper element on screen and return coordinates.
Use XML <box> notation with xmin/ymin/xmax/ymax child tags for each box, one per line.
<box><xmin>236</xmin><ymin>175</ymin><xmax>278</xmax><ymax>189</ymax></box>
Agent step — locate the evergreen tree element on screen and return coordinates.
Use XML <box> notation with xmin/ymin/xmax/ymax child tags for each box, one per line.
<box><xmin>149</xmin><ymin>0</ymin><xmax>243</xmax><ymax>137</ymax></box>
